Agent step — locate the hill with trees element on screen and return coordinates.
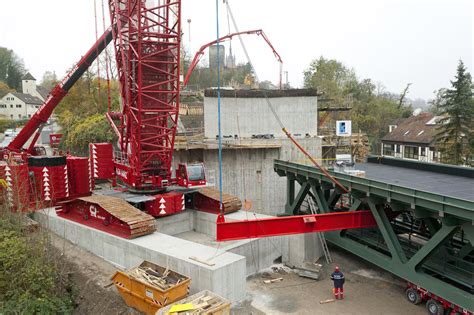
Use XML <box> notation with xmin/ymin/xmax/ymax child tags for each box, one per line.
<box><xmin>303</xmin><ymin>56</ymin><xmax>413</xmax><ymax>151</ymax></box>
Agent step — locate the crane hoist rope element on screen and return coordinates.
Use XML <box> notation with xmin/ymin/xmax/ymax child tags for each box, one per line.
<box><xmin>93</xmin><ymin>0</ymin><xmax>101</xmax><ymax>110</ymax></box>
<box><xmin>101</xmin><ymin>0</ymin><xmax>112</xmax><ymax>112</ymax></box>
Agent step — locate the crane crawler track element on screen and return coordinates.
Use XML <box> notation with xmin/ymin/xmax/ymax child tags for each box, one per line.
<box><xmin>58</xmin><ymin>195</ymin><xmax>156</xmax><ymax>238</ymax></box>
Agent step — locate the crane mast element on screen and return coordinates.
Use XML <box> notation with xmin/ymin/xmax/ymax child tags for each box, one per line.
<box><xmin>108</xmin><ymin>0</ymin><xmax>182</xmax><ymax>191</ymax></box>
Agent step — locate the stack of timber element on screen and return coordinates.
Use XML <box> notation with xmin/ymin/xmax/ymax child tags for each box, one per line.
<box><xmin>193</xmin><ymin>187</ymin><xmax>242</xmax><ymax>214</ymax></box>
<box><xmin>351</xmin><ymin>133</ymin><xmax>370</xmax><ymax>163</ymax></box>
<box><xmin>129</xmin><ymin>265</ymin><xmax>188</xmax><ymax>290</ymax></box>
<box><xmin>79</xmin><ymin>195</ymin><xmax>156</xmax><ymax>237</ymax></box>
<box><xmin>157</xmin><ymin>290</ymin><xmax>231</xmax><ymax>315</ymax></box>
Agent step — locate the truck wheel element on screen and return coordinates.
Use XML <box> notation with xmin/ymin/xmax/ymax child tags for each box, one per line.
<box><xmin>406</xmin><ymin>288</ymin><xmax>422</xmax><ymax>305</ymax></box>
<box><xmin>426</xmin><ymin>299</ymin><xmax>443</xmax><ymax>315</ymax></box>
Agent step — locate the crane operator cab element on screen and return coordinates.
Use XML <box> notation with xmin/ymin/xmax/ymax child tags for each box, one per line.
<box><xmin>176</xmin><ymin>163</ymin><xmax>206</xmax><ymax>188</ymax></box>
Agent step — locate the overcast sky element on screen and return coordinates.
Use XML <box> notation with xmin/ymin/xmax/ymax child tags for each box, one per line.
<box><xmin>0</xmin><ymin>0</ymin><xmax>472</xmax><ymax>100</ymax></box>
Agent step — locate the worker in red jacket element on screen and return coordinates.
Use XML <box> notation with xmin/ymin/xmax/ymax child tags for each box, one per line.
<box><xmin>330</xmin><ymin>266</ymin><xmax>345</xmax><ymax>299</ymax></box>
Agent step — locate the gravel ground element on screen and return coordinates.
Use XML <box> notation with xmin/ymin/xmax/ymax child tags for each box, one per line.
<box><xmin>52</xmin><ymin>233</ymin><xmax>426</xmax><ymax>315</ymax></box>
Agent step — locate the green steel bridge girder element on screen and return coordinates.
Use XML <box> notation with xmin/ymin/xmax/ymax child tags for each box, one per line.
<box><xmin>274</xmin><ymin>160</ymin><xmax>474</xmax><ymax>222</ymax></box>
<box><xmin>324</xmin><ymin>230</ymin><xmax>473</xmax><ymax>311</ymax></box>
<box><xmin>274</xmin><ymin>159</ymin><xmax>474</xmax><ymax>311</ymax></box>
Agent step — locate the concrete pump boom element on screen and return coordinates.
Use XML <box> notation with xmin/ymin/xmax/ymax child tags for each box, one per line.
<box><xmin>183</xmin><ymin>29</ymin><xmax>283</xmax><ymax>87</ymax></box>
<box><xmin>7</xmin><ymin>27</ymin><xmax>113</xmax><ymax>154</ymax></box>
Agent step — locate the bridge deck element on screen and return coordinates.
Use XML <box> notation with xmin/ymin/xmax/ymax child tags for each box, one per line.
<box><xmin>355</xmin><ymin>163</ymin><xmax>473</xmax><ymax>201</ymax></box>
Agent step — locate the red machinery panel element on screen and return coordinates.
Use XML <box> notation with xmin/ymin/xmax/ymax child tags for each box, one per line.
<box><xmin>28</xmin><ymin>156</ymin><xmax>69</xmax><ymax>202</ymax></box>
<box><xmin>108</xmin><ymin>0</ymin><xmax>181</xmax><ymax>191</ymax></box>
<box><xmin>89</xmin><ymin>143</ymin><xmax>114</xmax><ymax>180</ymax></box>
<box><xmin>67</xmin><ymin>156</ymin><xmax>92</xmax><ymax>197</ymax></box>
<box><xmin>0</xmin><ymin>162</ymin><xmax>30</xmax><ymax>211</ymax></box>
<box><xmin>49</xmin><ymin>133</ymin><xmax>63</xmax><ymax>149</ymax></box>
<box><xmin>145</xmin><ymin>191</ymin><xmax>185</xmax><ymax>217</ymax></box>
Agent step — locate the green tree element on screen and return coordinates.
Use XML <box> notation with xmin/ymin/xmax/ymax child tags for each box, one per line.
<box><xmin>303</xmin><ymin>56</ymin><xmax>357</xmax><ymax>104</ymax></box>
<box><xmin>428</xmin><ymin>88</ymin><xmax>447</xmax><ymax>115</ymax></box>
<box><xmin>64</xmin><ymin>114</ymin><xmax>116</xmax><ymax>155</ymax></box>
<box><xmin>54</xmin><ymin>67</ymin><xmax>121</xmax><ymax>154</ymax></box>
<box><xmin>0</xmin><ymin>47</ymin><xmax>26</xmax><ymax>90</ymax></box>
<box><xmin>0</xmin><ymin>81</ymin><xmax>14</xmax><ymax>98</ymax></box>
<box><xmin>304</xmin><ymin>56</ymin><xmax>411</xmax><ymax>152</ymax></box>
<box><xmin>40</xmin><ymin>71</ymin><xmax>59</xmax><ymax>91</ymax></box>
<box><xmin>435</xmin><ymin>60</ymin><xmax>474</xmax><ymax>165</ymax></box>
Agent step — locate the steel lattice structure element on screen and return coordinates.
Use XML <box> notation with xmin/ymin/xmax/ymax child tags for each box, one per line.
<box><xmin>109</xmin><ymin>0</ymin><xmax>181</xmax><ymax>190</ymax></box>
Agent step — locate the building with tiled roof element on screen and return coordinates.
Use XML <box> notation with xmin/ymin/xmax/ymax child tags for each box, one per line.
<box><xmin>381</xmin><ymin>112</ymin><xmax>442</xmax><ymax>163</ymax></box>
<box><xmin>0</xmin><ymin>72</ymin><xmax>50</xmax><ymax>120</ymax></box>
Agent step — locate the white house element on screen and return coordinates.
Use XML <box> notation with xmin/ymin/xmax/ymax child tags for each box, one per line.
<box><xmin>0</xmin><ymin>73</ymin><xmax>49</xmax><ymax>120</ymax></box>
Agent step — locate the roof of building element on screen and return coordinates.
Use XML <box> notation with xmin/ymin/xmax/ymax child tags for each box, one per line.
<box><xmin>388</xmin><ymin>117</ymin><xmax>405</xmax><ymax>126</ymax></box>
<box><xmin>204</xmin><ymin>88</ymin><xmax>320</xmax><ymax>98</ymax></box>
<box><xmin>36</xmin><ymin>86</ymin><xmax>50</xmax><ymax>100</ymax></box>
<box><xmin>22</xmin><ymin>72</ymin><xmax>36</xmax><ymax>81</ymax></box>
<box><xmin>11</xmin><ymin>92</ymin><xmax>43</xmax><ymax>105</ymax></box>
<box><xmin>381</xmin><ymin>112</ymin><xmax>438</xmax><ymax>145</ymax></box>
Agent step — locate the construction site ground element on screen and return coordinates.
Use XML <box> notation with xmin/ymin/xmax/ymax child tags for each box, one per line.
<box><xmin>51</xmin><ymin>230</ymin><xmax>426</xmax><ymax>315</ymax></box>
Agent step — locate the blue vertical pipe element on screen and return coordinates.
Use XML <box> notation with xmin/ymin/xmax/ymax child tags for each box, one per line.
<box><xmin>216</xmin><ymin>0</ymin><xmax>223</xmax><ymax>212</ymax></box>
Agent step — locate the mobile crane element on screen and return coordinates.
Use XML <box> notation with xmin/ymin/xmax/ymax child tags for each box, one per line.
<box><xmin>0</xmin><ymin>0</ymin><xmax>240</xmax><ymax>238</ymax></box>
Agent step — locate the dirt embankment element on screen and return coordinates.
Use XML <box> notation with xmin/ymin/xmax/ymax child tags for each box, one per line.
<box><xmin>50</xmin><ymin>234</ymin><xmax>141</xmax><ymax>315</ymax></box>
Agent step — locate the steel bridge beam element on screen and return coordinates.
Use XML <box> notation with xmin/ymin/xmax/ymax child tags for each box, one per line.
<box><xmin>216</xmin><ymin>211</ymin><xmax>376</xmax><ymax>241</ymax></box>
<box><xmin>368</xmin><ymin>200</ymin><xmax>407</xmax><ymax>264</ymax></box>
<box><xmin>406</xmin><ymin>219</ymin><xmax>458</xmax><ymax>269</ymax></box>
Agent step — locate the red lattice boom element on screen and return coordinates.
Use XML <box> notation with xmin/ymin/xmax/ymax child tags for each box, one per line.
<box><xmin>109</xmin><ymin>0</ymin><xmax>181</xmax><ymax>191</ymax></box>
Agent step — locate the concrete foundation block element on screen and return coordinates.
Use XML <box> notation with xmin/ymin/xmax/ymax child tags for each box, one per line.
<box><xmin>35</xmin><ymin>209</ymin><xmax>246</xmax><ymax>302</ymax></box>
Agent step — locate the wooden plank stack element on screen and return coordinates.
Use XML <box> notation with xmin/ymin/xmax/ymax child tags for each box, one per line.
<box><xmin>197</xmin><ymin>187</ymin><xmax>242</xmax><ymax>214</ymax></box>
<box><xmin>129</xmin><ymin>266</ymin><xmax>188</xmax><ymax>291</ymax></box>
<box><xmin>157</xmin><ymin>290</ymin><xmax>231</xmax><ymax>315</ymax></box>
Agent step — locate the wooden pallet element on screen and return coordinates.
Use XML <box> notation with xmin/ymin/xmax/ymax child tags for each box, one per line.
<box><xmin>78</xmin><ymin>195</ymin><xmax>156</xmax><ymax>237</ymax></box>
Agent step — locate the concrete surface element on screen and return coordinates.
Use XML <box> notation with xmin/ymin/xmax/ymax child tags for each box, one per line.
<box><xmin>204</xmin><ymin>95</ymin><xmax>318</xmax><ymax>139</ymax></box>
<box><xmin>174</xmin><ymin>137</ymin><xmax>321</xmax><ymax>216</ymax></box>
<box><xmin>165</xmin><ymin>210</ymin><xmax>323</xmax><ymax>273</ymax></box>
<box><xmin>35</xmin><ymin>209</ymin><xmax>246</xmax><ymax>302</ymax></box>
<box><xmin>35</xmin><ymin>208</ymin><xmax>325</xmax><ymax>303</ymax></box>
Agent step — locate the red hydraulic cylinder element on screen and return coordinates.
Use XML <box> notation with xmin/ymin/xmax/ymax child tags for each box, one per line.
<box><xmin>216</xmin><ymin>210</ymin><xmax>376</xmax><ymax>241</ymax></box>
